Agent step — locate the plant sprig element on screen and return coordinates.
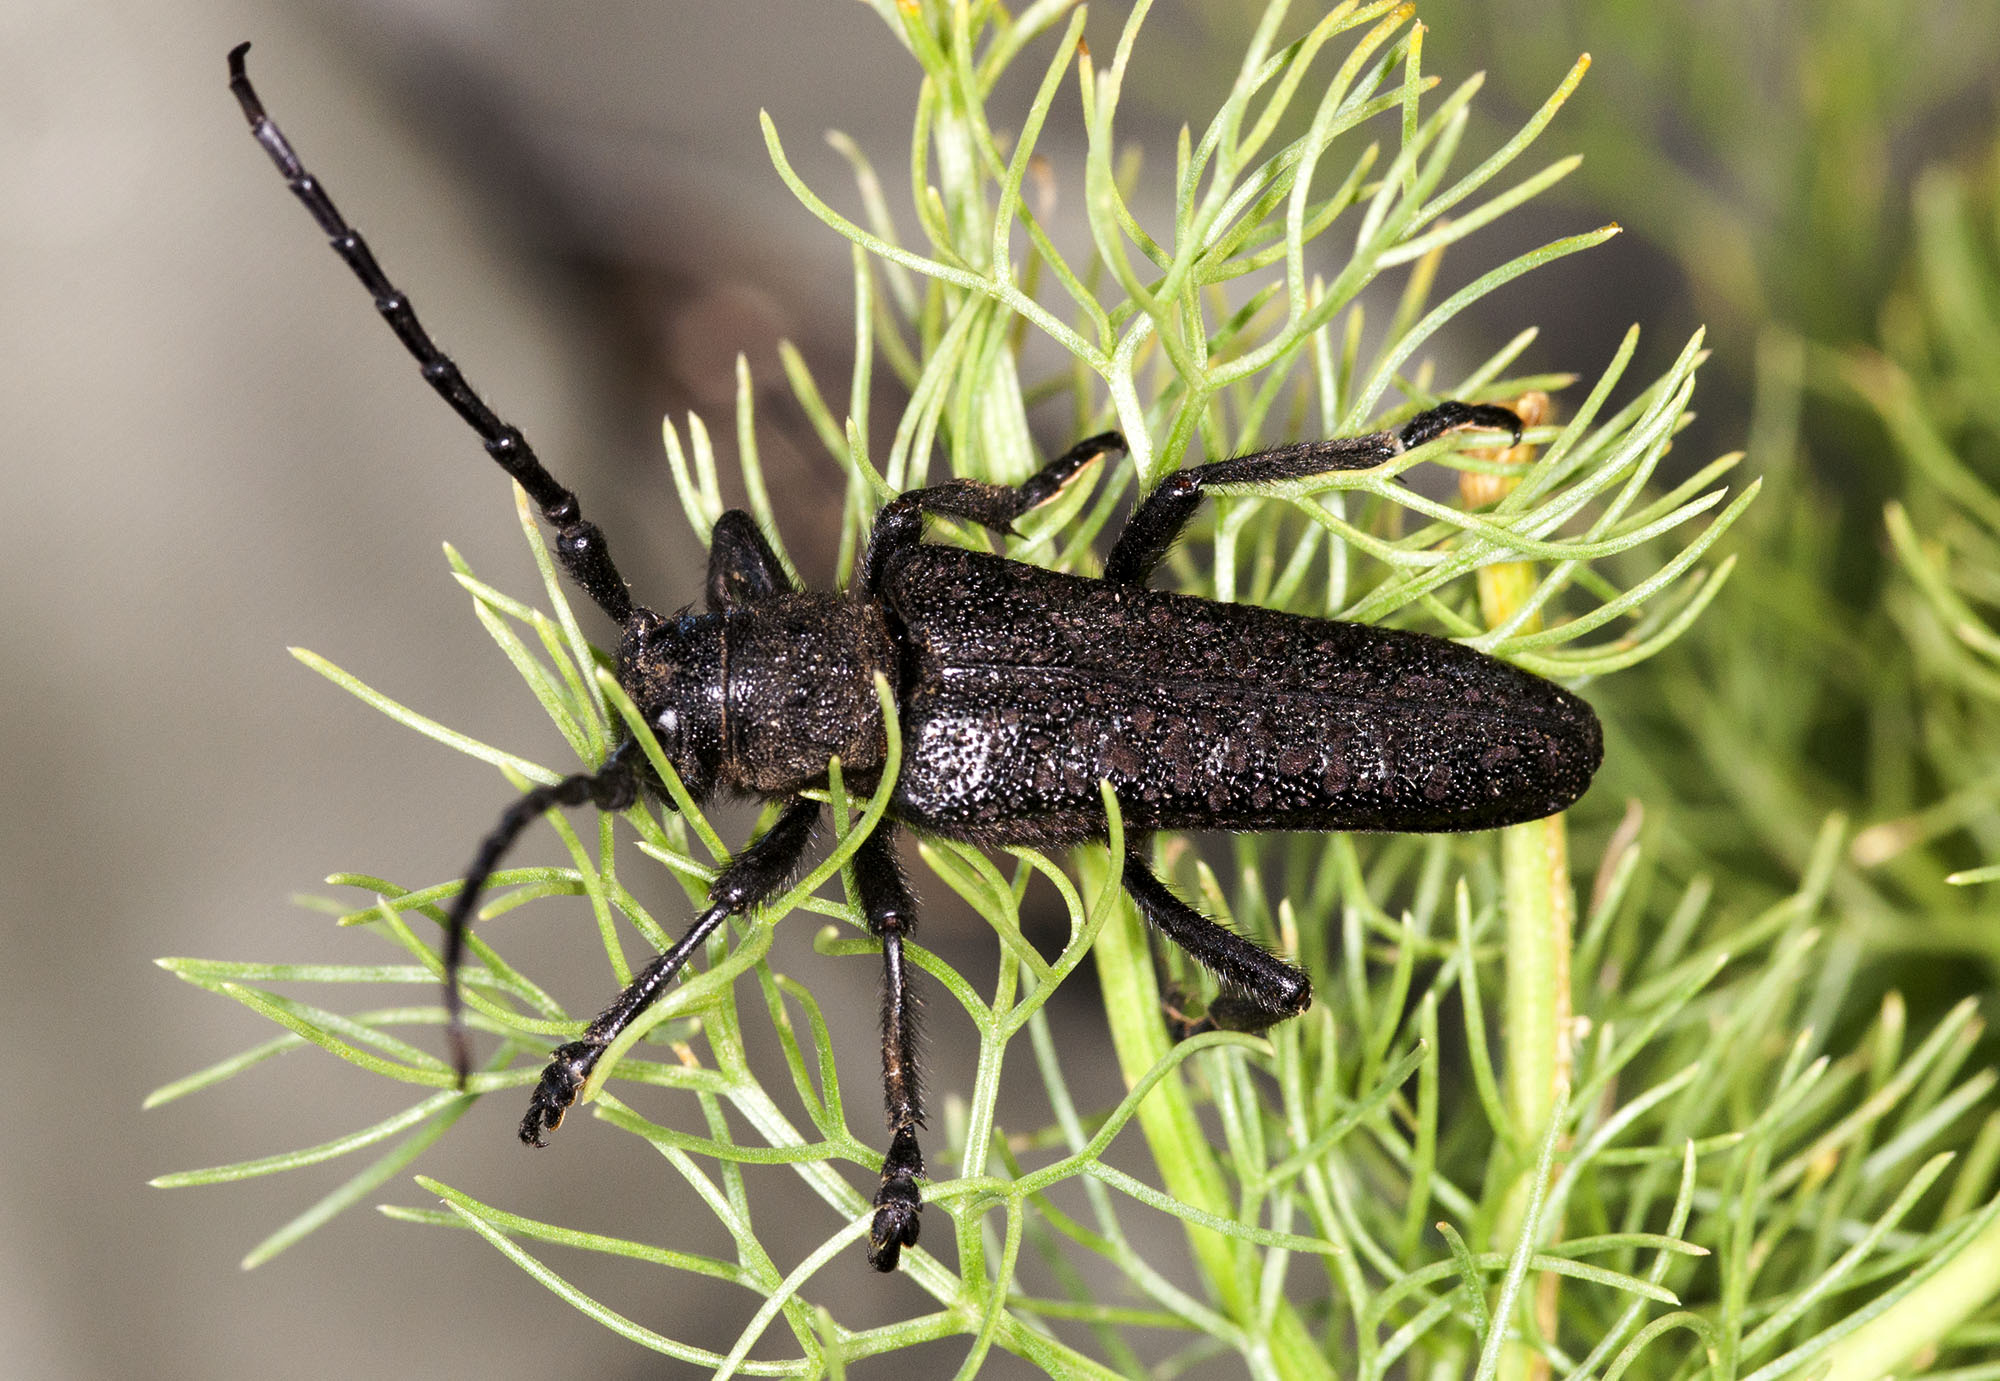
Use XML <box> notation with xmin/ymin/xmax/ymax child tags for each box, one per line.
<box><xmin>153</xmin><ymin>4</ymin><xmax>2000</xmax><ymax>1377</ymax></box>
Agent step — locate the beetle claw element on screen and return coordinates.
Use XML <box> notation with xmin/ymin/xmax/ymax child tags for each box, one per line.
<box><xmin>519</xmin><ymin>1040</ymin><xmax>597</xmax><ymax>1147</ymax></box>
<box><xmin>867</xmin><ymin>1126</ymin><xmax>925</xmax><ymax>1272</ymax></box>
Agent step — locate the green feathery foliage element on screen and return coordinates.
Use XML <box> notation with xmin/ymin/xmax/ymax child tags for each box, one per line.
<box><xmin>156</xmin><ymin>3</ymin><xmax>2000</xmax><ymax>1376</ymax></box>
<box><xmin>1847</xmin><ymin>144</ymin><xmax>2000</xmax><ymax>892</ymax></box>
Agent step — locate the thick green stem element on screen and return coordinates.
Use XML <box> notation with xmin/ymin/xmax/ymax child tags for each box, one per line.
<box><xmin>1498</xmin><ymin>813</ymin><xmax>1574</xmax><ymax>1161</ymax></box>
<box><xmin>1491</xmin><ymin>801</ymin><xmax>1575</xmax><ymax>1381</ymax></box>
<box><xmin>1821</xmin><ymin>1207</ymin><xmax>2000</xmax><ymax>1381</ymax></box>
<box><xmin>1500</xmin><ymin>819</ymin><xmax>1574</xmax><ymax>1148</ymax></box>
<box><xmin>1465</xmin><ymin>402</ymin><xmax>1575</xmax><ymax>1380</ymax></box>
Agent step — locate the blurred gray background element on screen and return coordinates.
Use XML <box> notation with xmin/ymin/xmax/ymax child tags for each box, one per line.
<box><xmin>7</xmin><ymin>0</ymin><xmax>1993</xmax><ymax>1377</ymax></box>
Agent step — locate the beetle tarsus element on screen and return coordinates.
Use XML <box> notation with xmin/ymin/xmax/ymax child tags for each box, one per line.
<box><xmin>519</xmin><ymin>1040</ymin><xmax>597</xmax><ymax>1147</ymax></box>
<box><xmin>868</xmin><ymin>1126</ymin><xmax>925</xmax><ymax>1272</ymax></box>
<box><xmin>1161</xmin><ymin>985</ymin><xmax>1216</xmax><ymax>1040</ymax></box>
<box><xmin>1398</xmin><ymin>400</ymin><xmax>1523</xmax><ymax>450</ymax></box>
<box><xmin>1204</xmin><ymin>992</ymin><xmax>1302</xmax><ymax>1034</ymax></box>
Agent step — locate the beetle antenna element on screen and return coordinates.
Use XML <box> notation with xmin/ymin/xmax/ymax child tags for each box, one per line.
<box><xmin>439</xmin><ymin>741</ymin><xmax>643</xmax><ymax>1081</ymax></box>
<box><xmin>226</xmin><ymin>42</ymin><xmax>633</xmax><ymax>626</ymax></box>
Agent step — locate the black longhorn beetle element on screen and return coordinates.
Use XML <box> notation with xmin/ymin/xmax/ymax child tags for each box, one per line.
<box><xmin>229</xmin><ymin>43</ymin><xmax>1602</xmax><ymax>1273</ymax></box>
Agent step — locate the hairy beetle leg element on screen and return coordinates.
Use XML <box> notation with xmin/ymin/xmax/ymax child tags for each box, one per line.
<box><xmin>854</xmin><ymin>828</ymin><xmax>928</xmax><ymax>1271</ymax></box>
<box><xmin>1105</xmin><ymin>400</ymin><xmax>1523</xmax><ymax>586</ymax></box>
<box><xmin>858</xmin><ymin>431</ymin><xmax>1127</xmax><ymax>593</ymax></box>
<box><xmin>1124</xmin><ymin>851</ymin><xmax>1313</xmax><ymax>1030</ymax></box>
<box><xmin>517</xmin><ymin>798</ymin><xmax>821</xmax><ymax>1147</ymax></box>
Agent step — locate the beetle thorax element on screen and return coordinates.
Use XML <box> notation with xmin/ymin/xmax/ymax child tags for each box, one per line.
<box><xmin>718</xmin><ymin>594</ymin><xmax>896</xmax><ymax>794</ymax></box>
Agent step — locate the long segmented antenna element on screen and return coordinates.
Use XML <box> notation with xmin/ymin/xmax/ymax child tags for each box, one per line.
<box><xmin>227</xmin><ymin>42</ymin><xmax>633</xmax><ymax>625</ymax></box>
<box><xmin>437</xmin><ymin>741</ymin><xmax>642</xmax><ymax>1080</ymax></box>
<box><xmin>229</xmin><ymin>43</ymin><xmax>656</xmax><ymax>1082</ymax></box>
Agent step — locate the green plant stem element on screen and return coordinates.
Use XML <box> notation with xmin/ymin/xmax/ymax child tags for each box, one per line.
<box><xmin>1821</xmin><ymin>1205</ymin><xmax>2000</xmax><ymax>1381</ymax></box>
<box><xmin>1494</xmin><ymin>815</ymin><xmax>1574</xmax><ymax>1170</ymax></box>
<box><xmin>1468</xmin><ymin>421</ymin><xmax>1576</xmax><ymax>1381</ymax></box>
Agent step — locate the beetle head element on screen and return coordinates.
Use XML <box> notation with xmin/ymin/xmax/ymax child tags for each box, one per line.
<box><xmin>617</xmin><ymin>607</ymin><xmax>725</xmax><ymax>801</ymax></box>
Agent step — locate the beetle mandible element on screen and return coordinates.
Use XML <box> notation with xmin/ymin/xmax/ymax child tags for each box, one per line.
<box><xmin>228</xmin><ymin>44</ymin><xmax>1601</xmax><ymax>1274</ymax></box>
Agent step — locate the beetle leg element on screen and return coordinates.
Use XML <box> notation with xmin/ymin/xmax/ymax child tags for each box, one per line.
<box><xmin>858</xmin><ymin>432</ymin><xmax>1127</xmax><ymax>592</ymax></box>
<box><xmin>1122</xmin><ymin>850</ymin><xmax>1313</xmax><ymax>1031</ymax></box>
<box><xmin>1104</xmin><ymin>401</ymin><xmax>1522</xmax><ymax>586</ymax></box>
<box><xmin>707</xmin><ymin>509</ymin><xmax>798</xmax><ymax>610</ymax></box>
<box><xmin>518</xmin><ymin>796</ymin><xmax>821</xmax><ymax>1146</ymax></box>
<box><xmin>851</xmin><ymin>827</ymin><xmax>927</xmax><ymax>1271</ymax></box>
